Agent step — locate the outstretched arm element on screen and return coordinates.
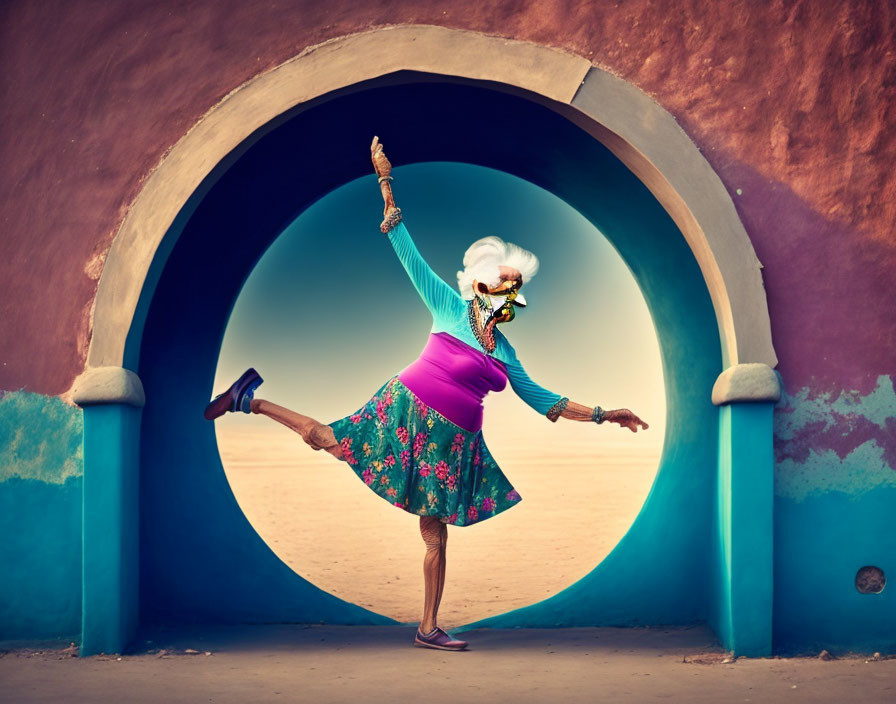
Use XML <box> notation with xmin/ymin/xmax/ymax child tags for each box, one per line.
<box><xmin>503</xmin><ymin>353</ymin><xmax>565</xmax><ymax>417</ymax></box>
<box><xmin>371</xmin><ymin>136</ymin><xmax>461</xmax><ymax>323</ymax></box>
<box><xmin>503</xmin><ymin>346</ymin><xmax>649</xmax><ymax>432</ymax></box>
<box><xmin>554</xmin><ymin>399</ymin><xmax>649</xmax><ymax>432</ymax></box>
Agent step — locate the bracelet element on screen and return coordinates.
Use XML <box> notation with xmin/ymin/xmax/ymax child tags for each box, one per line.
<box><xmin>378</xmin><ymin>175</ymin><xmax>393</xmax><ymax>184</ymax></box>
<box><xmin>591</xmin><ymin>406</ymin><xmax>606</xmax><ymax>424</ymax></box>
<box><xmin>380</xmin><ymin>207</ymin><xmax>402</xmax><ymax>234</ymax></box>
<box><xmin>546</xmin><ymin>397</ymin><xmax>569</xmax><ymax>422</ymax></box>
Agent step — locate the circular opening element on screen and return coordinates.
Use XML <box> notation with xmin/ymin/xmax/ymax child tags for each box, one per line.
<box><xmin>855</xmin><ymin>566</ymin><xmax>886</xmax><ymax>594</ymax></box>
<box><xmin>213</xmin><ymin>161</ymin><xmax>665</xmax><ymax>626</ymax></box>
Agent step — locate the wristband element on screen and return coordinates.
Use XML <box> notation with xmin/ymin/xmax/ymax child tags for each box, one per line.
<box><xmin>380</xmin><ymin>207</ymin><xmax>402</xmax><ymax>234</ymax></box>
<box><xmin>546</xmin><ymin>397</ymin><xmax>569</xmax><ymax>422</ymax></box>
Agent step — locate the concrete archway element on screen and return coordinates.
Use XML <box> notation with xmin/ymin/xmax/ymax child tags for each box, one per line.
<box><xmin>72</xmin><ymin>25</ymin><xmax>780</xmax><ymax>656</ymax></box>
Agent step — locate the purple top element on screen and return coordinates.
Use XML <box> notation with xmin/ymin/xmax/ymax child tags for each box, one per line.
<box><xmin>399</xmin><ymin>332</ymin><xmax>508</xmax><ymax>433</ymax></box>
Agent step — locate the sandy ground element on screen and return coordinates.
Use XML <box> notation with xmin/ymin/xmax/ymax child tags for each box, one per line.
<box><xmin>216</xmin><ymin>421</ymin><xmax>662</xmax><ymax>627</ymax></box>
<box><xmin>2</xmin><ymin>625</ymin><xmax>894</xmax><ymax>704</ymax></box>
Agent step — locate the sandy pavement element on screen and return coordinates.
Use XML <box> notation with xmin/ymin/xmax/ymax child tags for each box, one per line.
<box><xmin>2</xmin><ymin>624</ymin><xmax>894</xmax><ymax>704</ymax></box>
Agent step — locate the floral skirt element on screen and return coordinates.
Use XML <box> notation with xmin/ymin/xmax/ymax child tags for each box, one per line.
<box><xmin>327</xmin><ymin>375</ymin><xmax>522</xmax><ymax>527</ymax></box>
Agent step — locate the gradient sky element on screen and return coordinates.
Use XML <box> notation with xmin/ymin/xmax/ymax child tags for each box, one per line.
<box><xmin>215</xmin><ymin>162</ymin><xmax>666</xmax><ymax>452</ymax></box>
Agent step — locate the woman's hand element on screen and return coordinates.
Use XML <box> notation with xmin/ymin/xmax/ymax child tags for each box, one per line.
<box><xmin>556</xmin><ymin>400</ymin><xmax>648</xmax><ymax>433</ymax></box>
<box><xmin>604</xmin><ymin>408</ymin><xmax>649</xmax><ymax>432</ymax></box>
<box><xmin>371</xmin><ymin>136</ymin><xmax>397</xmax><ymax>223</ymax></box>
<box><xmin>371</xmin><ymin>136</ymin><xmax>392</xmax><ymax>178</ymax></box>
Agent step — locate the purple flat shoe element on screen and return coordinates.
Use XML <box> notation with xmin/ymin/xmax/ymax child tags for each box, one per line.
<box><xmin>203</xmin><ymin>368</ymin><xmax>264</xmax><ymax>420</ymax></box>
<box><xmin>413</xmin><ymin>626</ymin><xmax>468</xmax><ymax>651</ymax></box>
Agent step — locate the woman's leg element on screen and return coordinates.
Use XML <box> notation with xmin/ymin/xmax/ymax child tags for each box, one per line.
<box><xmin>419</xmin><ymin>516</ymin><xmax>445</xmax><ymax>633</ymax></box>
<box><xmin>433</xmin><ymin>522</ymin><xmax>447</xmax><ymax>618</ymax></box>
<box><xmin>249</xmin><ymin>398</ymin><xmax>344</xmax><ymax>460</ymax></box>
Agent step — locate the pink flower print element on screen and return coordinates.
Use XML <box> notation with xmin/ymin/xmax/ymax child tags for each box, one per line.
<box><xmin>447</xmin><ymin>513</ymin><xmax>458</xmax><ymax>525</ymax></box>
<box><xmin>435</xmin><ymin>461</ymin><xmax>450</xmax><ymax>480</ymax></box>
<box><xmin>365</xmin><ymin>413</ymin><xmax>373</xmax><ymax>419</ymax></box>
<box><xmin>384</xmin><ymin>390</ymin><xmax>393</xmax><ymax>406</ymax></box>
<box><xmin>418</xmin><ymin>463</ymin><xmax>431</xmax><ymax>477</ymax></box>
<box><xmin>506</xmin><ymin>489</ymin><xmax>521</xmax><ymax>501</ymax></box>
<box><xmin>446</xmin><ymin>474</ymin><xmax>457</xmax><ymax>490</ymax></box>
<box><xmin>451</xmin><ymin>433</ymin><xmax>464</xmax><ymax>454</ymax></box>
<box><xmin>386</xmin><ymin>487</ymin><xmax>398</xmax><ymax>497</ymax></box>
<box><xmin>384</xmin><ymin>454</ymin><xmax>396</xmax><ymax>467</ymax></box>
<box><xmin>400</xmin><ymin>449</ymin><xmax>410</xmax><ymax>469</ymax></box>
<box><xmin>473</xmin><ymin>451</ymin><xmax>481</xmax><ymax>466</ymax></box>
<box><xmin>415</xmin><ymin>398</ymin><xmax>428</xmax><ymax>418</ymax></box>
<box><xmin>469</xmin><ymin>439</ymin><xmax>476</xmax><ymax>451</ymax></box>
<box><xmin>396</xmin><ymin>426</ymin><xmax>409</xmax><ymax>444</ymax></box>
<box><xmin>350</xmin><ymin>413</ymin><xmax>362</xmax><ymax>424</ymax></box>
<box><xmin>375</xmin><ymin>400</ymin><xmax>388</xmax><ymax>425</ymax></box>
<box><xmin>482</xmin><ymin>497</ymin><xmax>496</xmax><ymax>512</ymax></box>
<box><xmin>394</xmin><ymin>500</ymin><xmax>405</xmax><ymax>508</ymax></box>
<box><xmin>379</xmin><ymin>474</ymin><xmax>390</xmax><ymax>485</ymax></box>
<box><xmin>341</xmin><ymin>438</ymin><xmax>357</xmax><ymax>465</ymax></box>
<box><xmin>467</xmin><ymin>505</ymin><xmax>478</xmax><ymax>521</ymax></box>
<box><xmin>412</xmin><ymin>432</ymin><xmax>428</xmax><ymax>458</ymax></box>
<box><xmin>362</xmin><ymin>467</ymin><xmax>374</xmax><ymax>485</ymax></box>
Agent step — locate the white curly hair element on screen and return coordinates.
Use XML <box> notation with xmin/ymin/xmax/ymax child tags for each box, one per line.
<box><xmin>456</xmin><ymin>236</ymin><xmax>540</xmax><ymax>300</ymax></box>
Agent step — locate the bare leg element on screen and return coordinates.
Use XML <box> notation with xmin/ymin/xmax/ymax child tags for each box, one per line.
<box><xmin>419</xmin><ymin>516</ymin><xmax>445</xmax><ymax>633</ymax></box>
<box><xmin>249</xmin><ymin>398</ymin><xmax>344</xmax><ymax>461</ymax></box>
<box><xmin>433</xmin><ymin>522</ymin><xmax>447</xmax><ymax>618</ymax></box>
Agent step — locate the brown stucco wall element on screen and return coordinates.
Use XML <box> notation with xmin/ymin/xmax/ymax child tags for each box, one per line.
<box><xmin>1</xmin><ymin>0</ymin><xmax>893</xmax><ymax>397</ymax></box>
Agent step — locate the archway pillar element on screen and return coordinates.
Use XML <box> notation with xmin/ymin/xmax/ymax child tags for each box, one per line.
<box><xmin>72</xmin><ymin>367</ymin><xmax>145</xmax><ymax>656</ymax></box>
<box><xmin>712</xmin><ymin>364</ymin><xmax>780</xmax><ymax>655</ymax></box>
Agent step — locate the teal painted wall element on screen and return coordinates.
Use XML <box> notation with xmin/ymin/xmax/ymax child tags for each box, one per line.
<box><xmin>0</xmin><ymin>391</ymin><xmax>82</xmax><ymax>640</ymax></box>
<box><xmin>774</xmin><ymin>489</ymin><xmax>896</xmax><ymax>654</ymax></box>
<box><xmin>772</xmin><ymin>375</ymin><xmax>896</xmax><ymax>653</ymax></box>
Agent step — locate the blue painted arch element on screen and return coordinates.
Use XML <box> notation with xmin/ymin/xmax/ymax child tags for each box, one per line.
<box><xmin>132</xmin><ymin>75</ymin><xmax>721</xmax><ymax>633</ymax></box>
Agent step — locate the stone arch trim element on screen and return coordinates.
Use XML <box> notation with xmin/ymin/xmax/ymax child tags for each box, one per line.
<box><xmin>81</xmin><ymin>23</ymin><xmax>776</xmax><ymax>385</ymax></box>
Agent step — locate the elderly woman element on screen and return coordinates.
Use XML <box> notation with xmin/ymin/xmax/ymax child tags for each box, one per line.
<box><xmin>204</xmin><ymin>137</ymin><xmax>648</xmax><ymax>651</ymax></box>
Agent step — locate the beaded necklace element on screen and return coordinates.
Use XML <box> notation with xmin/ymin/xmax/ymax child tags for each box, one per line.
<box><xmin>467</xmin><ymin>297</ymin><xmax>497</xmax><ymax>355</ymax></box>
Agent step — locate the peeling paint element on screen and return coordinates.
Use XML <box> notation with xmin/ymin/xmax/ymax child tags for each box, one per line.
<box><xmin>84</xmin><ymin>249</ymin><xmax>106</xmax><ymax>281</ymax></box>
<box><xmin>0</xmin><ymin>391</ymin><xmax>83</xmax><ymax>484</ymax></box>
<box><xmin>774</xmin><ymin>375</ymin><xmax>896</xmax><ymax>500</ymax></box>
<box><xmin>775</xmin><ymin>439</ymin><xmax>896</xmax><ymax>502</ymax></box>
<box><xmin>777</xmin><ymin>375</ymin><xmax>895</xmax><ymax>438</ymax></box>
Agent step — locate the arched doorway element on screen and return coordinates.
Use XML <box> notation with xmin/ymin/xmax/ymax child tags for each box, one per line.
<box><xmin>72</xmin><ymin>26</ymin><xmax>779</xmax><ymax>657</ymax></box>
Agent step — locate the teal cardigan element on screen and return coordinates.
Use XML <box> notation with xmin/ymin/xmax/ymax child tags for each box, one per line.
<box><xmin>387</xmin><ymin>221</ymin><xmax>564</xmax><ymax>418</ymax></box>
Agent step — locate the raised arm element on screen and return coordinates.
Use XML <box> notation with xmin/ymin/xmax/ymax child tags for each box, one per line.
<box><xmin>371</xmin><ymin>137</ymin><xmax>461</xmax><ymax>323</ymax></box>
<box><xmin>387</xmin><ymin>221</ymin><xmax>462</xmax><ymax>322</ymax></box>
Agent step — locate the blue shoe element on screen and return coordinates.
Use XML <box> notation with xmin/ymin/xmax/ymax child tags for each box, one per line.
<box><xmin>204</xmin><ymin>368</ymin><xmax>264</xmax><ymax>420</ymax></box>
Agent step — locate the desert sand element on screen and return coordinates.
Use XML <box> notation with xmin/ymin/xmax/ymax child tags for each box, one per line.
<box><xmin>216</xmin><ymin>414</ymin><xmax>662</xmax><ymax>628</ymax></box>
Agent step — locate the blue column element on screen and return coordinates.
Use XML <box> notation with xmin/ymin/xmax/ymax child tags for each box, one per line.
<box><xmin>717</xmin><ymin>401</ymin><xmax>774</xmax><ymax>655</ymax></box>
<box><xmin>73</xmin><ymin>367</ymin><xmax>145</xmax><ymax>656</ymax></box>
<box><xmin>712</xmin><ymin>363</ymin><xmax>780</xmax><ymax>656</ymax></box>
